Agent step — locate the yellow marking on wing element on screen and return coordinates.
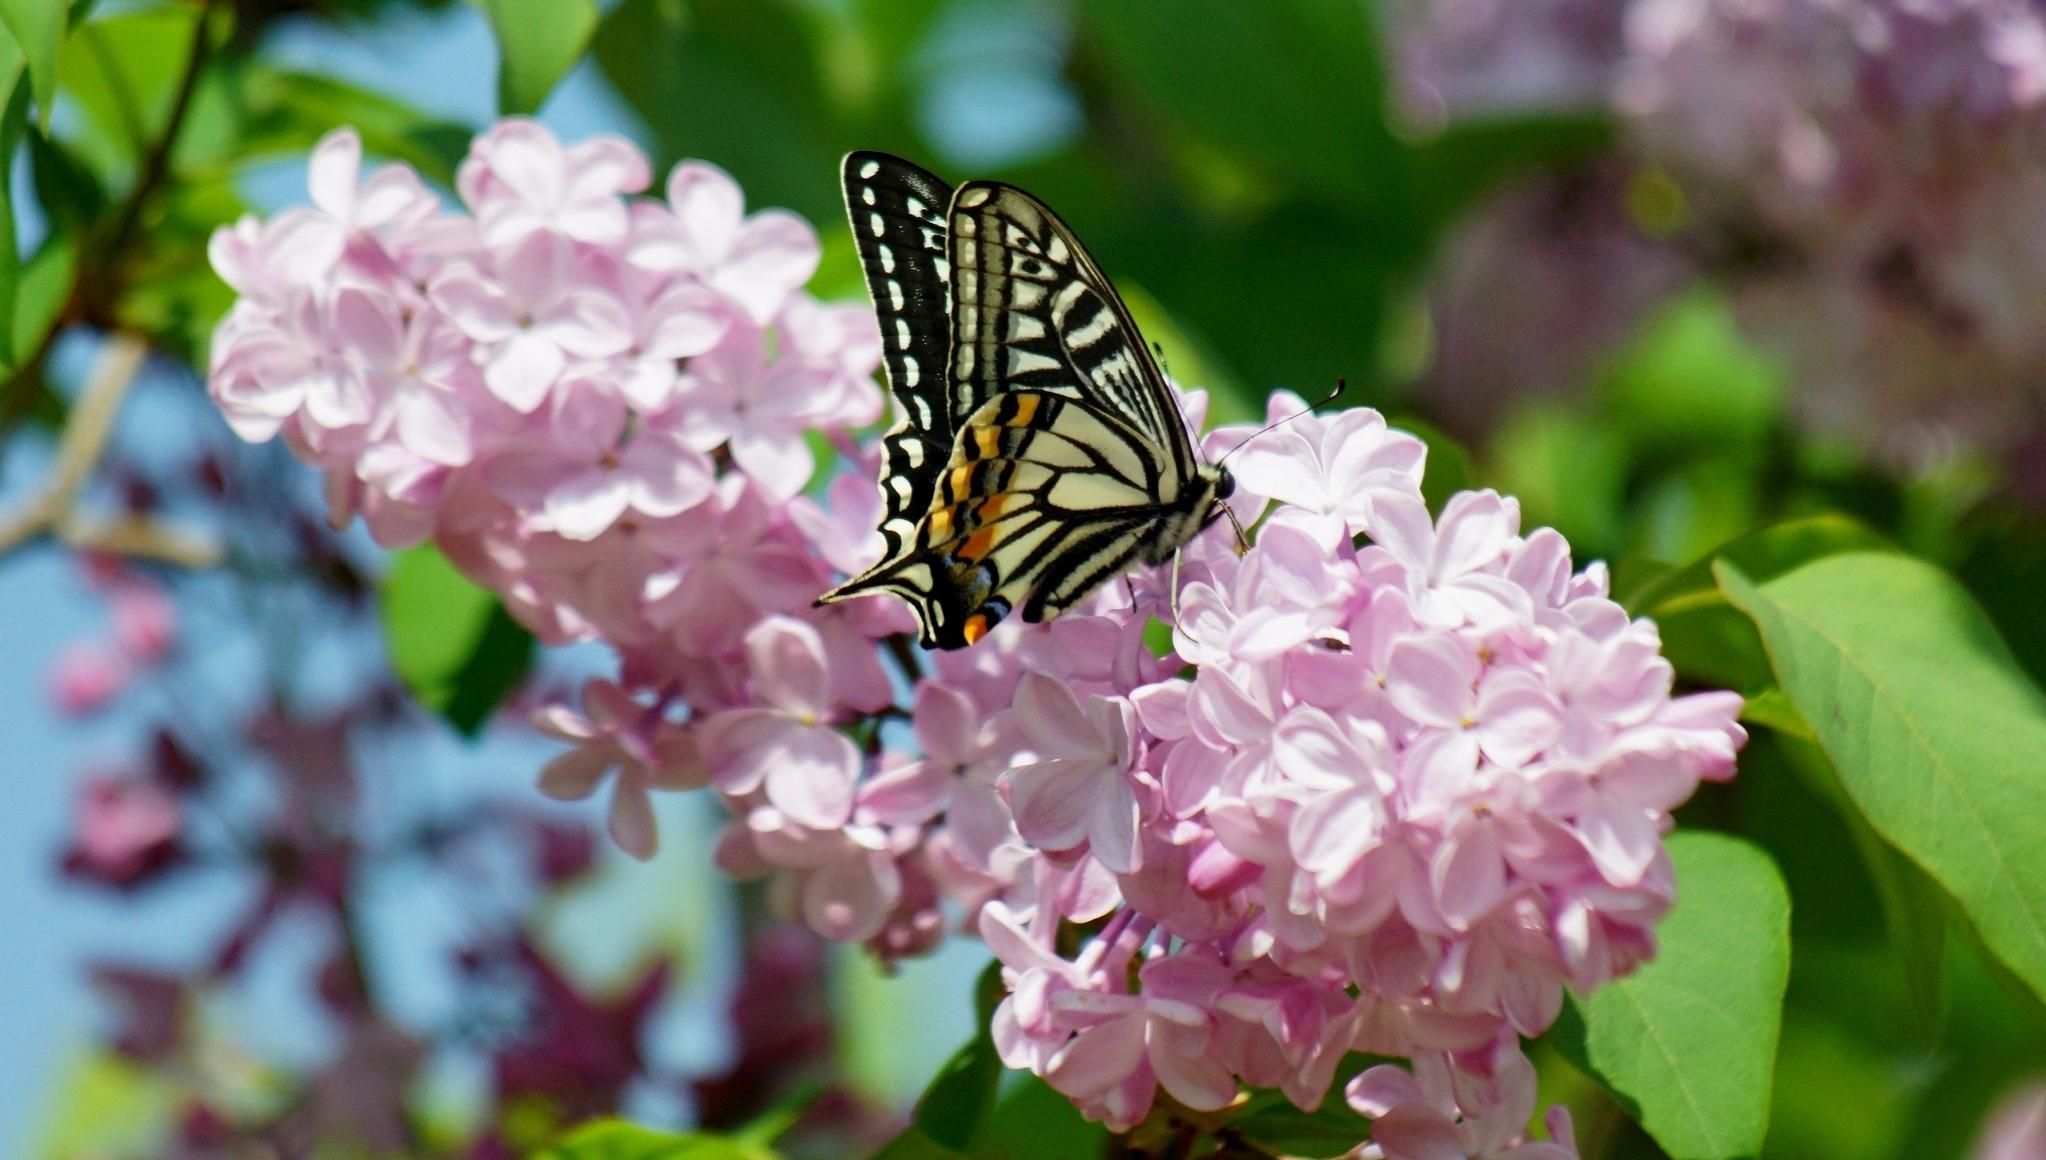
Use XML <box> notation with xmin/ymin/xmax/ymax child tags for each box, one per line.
<box><xmin>948</xmin><ymin>465</ymin><xmax>974</xmax><ymax>500</ymax></box>
<box><xmin>1008</xmin><ymin>394</ymin><xmax>1040</xmax><ymax>427</ymax></box>
<box><xmin>927</xmin><ymin>507</ymin><xmax>953</xmax><ymax>539</ymax></box>
<box><xmin>974</xmin><ymin>427</ymin><xmax>1001</xmax><ymax>459</ymax></box>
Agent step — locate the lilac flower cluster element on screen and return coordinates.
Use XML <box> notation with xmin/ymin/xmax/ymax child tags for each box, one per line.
<box><xmin>1394</xmin><ymin>1</ymin><xmax>2046</xmax><ymax>468</ymax></box>
<box><xmin>207</xmin><ymin>124</ymin><xmax>1744</xmax><ymax>1147</ymax></box>
<box><xmin>1619</xmin><ymin>0</ymin><xmax>2046</xmax><ymax>466</ymax></box>
<box><xmin>208</xmin><ymin>121</ymin><xmax>887</xmax><ymax>862</ymax></box>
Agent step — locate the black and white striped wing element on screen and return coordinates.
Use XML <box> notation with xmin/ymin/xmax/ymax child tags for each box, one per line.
<box><xmin>946</xmin><ymin>181</ymin><xmax>1198</xmax><ymax>486</ymax></box>
<box><xmin>835</xmin><ymin>388</ymin><xmax>1200</xmax><ymax>649</ymax></box>
<box><xmin>818</xmin><ymin>162</ymin><xmax>1226</xmax><ymax>649</ymax></box>
<box><xmin>839</xmin><ymin>151</ymin><xmax>956</xmax><ymax>561</ymax></box>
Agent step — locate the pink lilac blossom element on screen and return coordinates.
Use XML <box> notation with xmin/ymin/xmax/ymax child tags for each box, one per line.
<box><xmin>1390</xmin><ymin>2</ymin><xmax>2046</xmax><ymax>471</ymax></box>
<box><xmin>1618</xmin><ymin>0</ymin><xmax>2046</xmax><ymax>468</ymax></box>
<box><xmin>207</xmin><ymin>121</ymin><xmax>1745</xmax><ymax>1147</ymax></box>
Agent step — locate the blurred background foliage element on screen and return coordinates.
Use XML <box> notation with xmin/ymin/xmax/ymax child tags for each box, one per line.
<box><xmin>5</xmin><ymin>0</ymin><xmax>2046</xmax><ymax>1158</ymax></box>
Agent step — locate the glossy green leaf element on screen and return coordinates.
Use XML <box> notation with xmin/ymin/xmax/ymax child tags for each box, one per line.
<box><xmin>1566</xmin><ymin>831</ymin><xmax>1789</xmax><ymax>1160</ymax></box>
<box><xmin>478</xmin><ymin>0</ymin><xmax>599</xmax><ymax>116</ymax></box>
<box><xmin>0</xmin><ymin>0</ymin><xmax>63</xmax><ymax>130</ymax></box>
<box><xmin>380</xmin><ymin>545</ymin><xmax>535</xmax><ymax>737</ymax></box>
<box><xmin>1719</xmin><ymin>552</ymin><xmax>2046</xmax><ymax>1008</ymax></box>
<box><xmin>1083</xmin><ymin>0</ymin><xmax>1395</xmax><ymax>202</ymax></box>
<box><xmin>543</xmin><ymin>1120</ymin><xmax>776</xmax><ymax>1160</ymax></box>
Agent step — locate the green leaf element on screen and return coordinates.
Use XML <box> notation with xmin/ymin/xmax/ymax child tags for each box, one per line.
<box><xmin>1623</xmin><ymin>515</ymin><xmax>1890</xmax><ymax>691</ymax></box>
<box><xmin>866</xmin><ymin>1129</ymin><xmax>968</xmax><ymax>1160</ymax></box>
<box><xmin>0</xmin><ymin>0</ymin><xmax>63</xmax><ymax>130</ymax></box>
<box><xmin>1565</xmin><ymin>831</ymin><xmax>1790</xmax><ymax>1160</ymax></box>
<box><xmin>477</xmin><ymin>0</ymin><xmax>599</xmax><ymax>116</ymax></box>
<box><xmin>866</xmin><ymin>962</ymin><xmax>1007</xmax><ymax>1159</ymax></box>
<box><xmin>1620</xmin><ymin>514</ymin><xmax>1888</xmax><ymax>616</ymax></box>
<box><xmin>27</xmin><ymin>124</ymin><xmax>106</xmax><ymax>235</ymax></box>
<box><xmin>544</xmin><ymin>1120</ymin><xmax>777</xmax><ymax>1160</ymax></box>
<box><xmin>1230</xmin><ymin>1093</ymin><xmax>1366</xmax><ymax>1158</ymax></box>
<box><xmin>0</xmin><ymin>70</ymin><xmax>31</xmax><ymax>371</ymax></box>
<box><xmin>12</xmin><ymin>232</ymin><xmax>74</xmax><ymax>359</ymax></box>
<box><xmin>593</xmin><ymin>0</ymin><xmax>840</xmax><ymax>223</ymax></box>
<box><xmin>910</xmin><ymin>962</ymin><xmax>1005</xmax><ymax>1150</ymax></box>
<box><xmin>1736</xmin><ymin>687</ymin><xmax>1810</xmax><ymax>741</ymax></box>
<box><xmin>380</xmin><ymin>545</ymin><xmax>536</xmax><ymax>736</ymax></box>
<box><xmin>235</xmin><ymin>66</ymin><xmax>473</xmax><ymax>187</ymax></box>
<box><xmin>1083</xmin><ymin>0</ymin><xmax>1396</xmax><ymax>202</ymax></box>
<box><xmin>973</xmin><ymin>1074</ymin><xmax>1108</xmax><ymax>1160</ymax></box>
<box><xmin>56</xmin><ymin>4</ymin><xmax>203</xmax><ymax>180</ymax></box>
<box><xmin>1773</xmin><ymin>732</ymin><xmax>1949</xmax><ymax>1032</ymax></box>
<box><xmin>1718</xmin><ymin>552</ymin><xmax>2046</xmax><ymax>1008</ymax></box>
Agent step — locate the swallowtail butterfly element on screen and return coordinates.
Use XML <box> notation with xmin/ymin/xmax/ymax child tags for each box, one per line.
<box><xmin>816</xmin><ymin>152</ymin><xmax>1234</xmax><ymax>649</ymax></box>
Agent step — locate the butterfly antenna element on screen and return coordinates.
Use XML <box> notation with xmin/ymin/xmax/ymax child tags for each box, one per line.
<box><xmin>1213</xmin><ymin>377</ymin><xmax>1348</xmax><ymax>467</ymax></box>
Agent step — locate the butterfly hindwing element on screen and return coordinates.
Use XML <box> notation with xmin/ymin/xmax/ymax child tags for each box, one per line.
<box><xmin>841</xmin><ymin>151</ymin><xmax>957</xmax><ymax>561</ymax></box>
<box><xmin>842</xmin><ymin>389</ymin><xmax>1170</xmax><ymax>647</ymax></box>
<box><xmin>819</xmin><ymin>157</ymin><xmax>1232</xmax><ymax>649</ymax></box>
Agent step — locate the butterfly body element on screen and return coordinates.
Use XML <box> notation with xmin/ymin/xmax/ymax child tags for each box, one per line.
<box><xmin>819</xmin><ymin>153</ymin><xmax>1231</xmax><ymax>649</ymax></box>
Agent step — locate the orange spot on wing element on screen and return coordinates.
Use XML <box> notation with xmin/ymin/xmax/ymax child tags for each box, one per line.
<box><xmin>948</xmin><ymin>465</ymin><xmax>974</xmax><ymax>499</ymax></box>
<box><xmin>974</xmin><ymin>427</ymin><xmax>1001</xmax><ymax>459</ymax></box>
<box><xmin>962</xmin><ymin>613</ymin><xmax>991</xmax><ymax>645</ymax></box>
<box><xmin>975</xmin><ymin>493</ymin><xmax>1009</xmax><ymax>523</ymax></box>
<box><xmin>926</xmin><ymin>507</ymin><xmax>953</xmax><ymax>539</ymax></box>
<box><xmin>1008</xmin><ymin>394</ymin><xmax>1040</xmax><ymax>427</ymax></box>
<box><xmin>959</xmin><ymin>527</ymin><xmax>999</xmax><ymax>562</ymax></box>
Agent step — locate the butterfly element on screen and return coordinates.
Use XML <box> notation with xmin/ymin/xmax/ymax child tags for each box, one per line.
<box><xmin>815</xmin><ymin>151</ymin><xmax>1235</xmax><ymax>650</ymax></box>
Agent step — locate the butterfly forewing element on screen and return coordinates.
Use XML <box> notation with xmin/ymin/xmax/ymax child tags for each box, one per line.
<box><xmin>840</xmin><ymin>151</ymin><xmax>957</xmax><ymax>560</ymax></box>
<box><xmin>946</xmin><ymin>183</ymin><xmax>1195</xmax><ymax>486</ymax></box>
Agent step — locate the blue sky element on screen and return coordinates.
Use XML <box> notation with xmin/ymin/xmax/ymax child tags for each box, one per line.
<box><xmin>0</xmin><ymin>6</ymin><xmax>989</xmax><ymax>1148</ymax></box>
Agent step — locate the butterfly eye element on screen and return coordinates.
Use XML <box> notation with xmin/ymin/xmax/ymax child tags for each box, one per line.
<box><xmin>1214</xmin><ymin>470</ymin><xmax>1236</xmax><ymax>502</ymax></box>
